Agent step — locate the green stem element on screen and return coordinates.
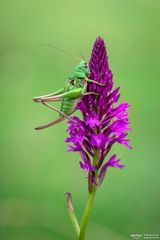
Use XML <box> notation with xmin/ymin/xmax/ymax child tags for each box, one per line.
<box><xmin>78</xmin><ymin>187</ymin><xmax>96</xmax><ymax>240</ymax></box>
<box><xmin>78</xmin><ymin>149</ymin><xmax>100</xmax><ymax>240</ymax></box>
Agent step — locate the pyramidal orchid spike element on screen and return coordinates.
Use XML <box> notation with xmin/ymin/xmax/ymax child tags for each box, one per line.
<box><xmin>66</xmin><ymin>37</ymin><xmax>132</xmax><ymax>187</ymax></box>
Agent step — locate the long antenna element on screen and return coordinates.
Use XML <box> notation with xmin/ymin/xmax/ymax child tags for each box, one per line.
<box><xmin>40</xmin><ymin>43</ymin><xmax>82</xmax><ymax>61</ymax></box>
<box><xmin>78</xmin><ymin>52</ymin><xmax>87</xmax><ymax>62</ymax></box>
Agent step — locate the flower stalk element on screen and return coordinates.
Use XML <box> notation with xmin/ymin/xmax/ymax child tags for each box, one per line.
<box><xmin>78</xmin><ymin>148</ymin><xmax>99</xmax><ymax>240</ymax></box>
<box><xmin>79</xmin><ymin>187</ymin><xmax>96</xmax><ymax>240</ymax></box>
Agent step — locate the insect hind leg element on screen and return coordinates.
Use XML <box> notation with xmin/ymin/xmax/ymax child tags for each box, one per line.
<box><xmin>33</xmin><ymin>88</ymin><xmax>64</xmax><ymax>102</ymax></box>
<box><xmin>41</xmin><ymin>101</ymin><xmax>75</xmax><ymax>121</ymax></box>
<box><xmin>35</xmin><ymin>116</ymin><xmax>66</xmax><ymax>130</ymax></box>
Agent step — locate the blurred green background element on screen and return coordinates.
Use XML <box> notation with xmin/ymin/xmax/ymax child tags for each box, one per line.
<box><xmin>0</xmin><ymin>0</ymin><xmax>160</xmax><ymax>239</ymax></box>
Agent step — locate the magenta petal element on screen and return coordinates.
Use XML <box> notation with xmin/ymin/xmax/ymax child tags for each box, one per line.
<box><xmin>90</xmin><ymin>133</ymin><xmax>104</xmax><ymax>148</ymax></box>
<box><xmin>86</xmin><ymin>117</ymin><xmax>100</xmax><ymax>128</ymax></box>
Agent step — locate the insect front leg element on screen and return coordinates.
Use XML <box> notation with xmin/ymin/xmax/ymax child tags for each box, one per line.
<box><xmin>81</xmin><ymin>82</ymin><xmax>99</xmax><ymax>96</ymax></box>
<box><xmin>83</xmin><ymin>92</ymin><xmax>99</xmax><ymax>96</ymax></box>
<box><xmin>85</xmin><ymin>77</ymin><xmax>105</xmax><ymax>86</ymax></box>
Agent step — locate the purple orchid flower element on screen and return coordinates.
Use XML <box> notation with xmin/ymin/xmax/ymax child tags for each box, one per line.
<box><xmin>66</xmin><ymin>37</ymin><xmax>132</xmax><ymax>189</ymax></box>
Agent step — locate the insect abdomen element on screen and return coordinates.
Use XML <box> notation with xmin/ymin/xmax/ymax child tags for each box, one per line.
<box><xmin>60</xmin><ymin>98</ymin><xmax>79</xmax><ymax>116</ymax></box>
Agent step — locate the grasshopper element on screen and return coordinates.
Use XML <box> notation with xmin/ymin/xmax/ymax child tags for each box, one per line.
<box><xmin>33</xmin><ymin>60</ymin><xmax>103</xmax><ymax>130</ymax></box>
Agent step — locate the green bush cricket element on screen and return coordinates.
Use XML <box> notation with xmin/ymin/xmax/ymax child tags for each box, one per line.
<box><xmin>33</xmin><ymin>47</ymin><xmax>104</xmax><ymax>130</ymax></box>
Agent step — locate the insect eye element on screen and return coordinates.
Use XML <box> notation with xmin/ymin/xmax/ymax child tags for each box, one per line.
<box><xmin>70</xmin><ymin>79</ymin><xmax>74</xmax><ymax>85</ymax></box>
